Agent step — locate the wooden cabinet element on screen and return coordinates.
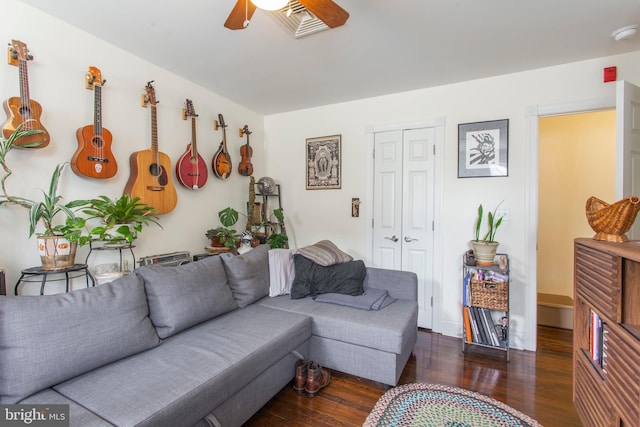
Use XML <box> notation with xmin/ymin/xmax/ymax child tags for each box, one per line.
<box><xmin>574</xmin><ymin>238</ymin><xmax>640</xmax><ymax>426</ymax></box>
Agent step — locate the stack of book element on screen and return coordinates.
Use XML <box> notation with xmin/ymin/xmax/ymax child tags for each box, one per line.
<box><xmin>463</xmin><ymin>305</ymin><xmax>504</xmax><ymax>347</ymax></box>
<box><xmin>589</xmin><ymin>310</ymin><xmax>605</xmax><ymax>367</ymax></box>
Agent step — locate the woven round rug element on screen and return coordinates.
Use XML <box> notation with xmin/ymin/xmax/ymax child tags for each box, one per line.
<box><xmin>363</xmin><ymin>383</ymin><xmax>542</xmax><ymax>427</ymax></box>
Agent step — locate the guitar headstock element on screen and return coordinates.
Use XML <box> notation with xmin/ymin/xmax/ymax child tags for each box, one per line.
<box><xmin>239</xmin><ymin>124</ymin><xmax>252</xmax><ymax>137</ymax></box>
<box><xmin>85</xmin><ymin>66</ymin><xmax>106</xmax><ymax>90</ymax></box>
<box><xmin>214</xmin><ymin>113</ymin><xmax>228</xmax><ymax>131</ymax></box>
<box><xmin>183</xmin><ymin>99</ymin><xmax>198</xmax><ymax>119</ymax></box>
<box><xmin>7</xmin><ymin>39</ymin><xmax>32</xmax><ymax>67</ymax></box>
<box><xmin>142</xmin><ymin>81</ymin><xmax>158</xmax><ymax>108</ymax></box>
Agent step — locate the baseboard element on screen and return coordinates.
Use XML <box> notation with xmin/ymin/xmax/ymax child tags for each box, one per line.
<box><xmin>537</xmin><ymin>293</ymin><xmax>573</xmax><ymax>330</ymax></box>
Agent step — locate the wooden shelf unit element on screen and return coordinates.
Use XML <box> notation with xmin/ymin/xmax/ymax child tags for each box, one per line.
<box><xmin>574</xmin><ymin>238</ymin><xmax>640</xmax><ymax>427</ymax></box>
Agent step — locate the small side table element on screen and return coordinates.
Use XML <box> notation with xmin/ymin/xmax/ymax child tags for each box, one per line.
<box><xmin>14</xmin><ymin>264</ymin><xmax>96</xmax><ymax>295</ymax></box>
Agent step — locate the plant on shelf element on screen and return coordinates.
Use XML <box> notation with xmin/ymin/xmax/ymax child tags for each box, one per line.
<box><xmin>81</xmin><ymin>194</ymin><xmax>161</xmax><ymax>244</ymax></box>
<box><xmin>266</xmin><ymin>207</ymin><xmax>288</xmax><ymax>249</ymax></box>
<box><xmin>469</xmin><ymin>202</ymin><xmax>504</xmax><ymax>266</ymax></box>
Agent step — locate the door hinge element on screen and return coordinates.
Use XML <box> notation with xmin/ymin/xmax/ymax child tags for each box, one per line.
<box><xmin>433</xmin><ymin>144</ymin><xmax>435</xmax><ymax>155</ymax></box>
<box><xmin>372</xmin><ymin>148</ymin><xmax>375</xmax><ymax>159</ymax></box>
<box><xmin>432</xmin><ymin>220</ymin><xmax>434</xmax><ymax>231</ymax></box>
<box><xmin>430</xmin><ymin>296</ymin><xmax>433</xmax><ymax>307</ymax></box>
<box><xmin>372</xmin><ymin>218</ymin><xmax>374</xmax><ymax>228</ymax></box>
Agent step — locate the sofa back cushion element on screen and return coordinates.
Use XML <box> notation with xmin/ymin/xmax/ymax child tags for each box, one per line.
<box><xmin>220</xmin><ymin>244</ymin><xmax>270</xmax><ymax>308</ymax></box>
<box><xmin>136</xmin><ymin>255</ymin><xmax>238</xmax><ymax>339</ymax></box>
<box><xmin>0</xmin><ymin>274</ymin><xmax>160</xmax><ymax>404</ymax></box>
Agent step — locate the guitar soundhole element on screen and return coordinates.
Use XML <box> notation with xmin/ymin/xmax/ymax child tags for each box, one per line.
<box><xmin>149</xmin><ymin>163</ymin><xmax>161</xmax><ymax>177</ymax></box>
<box><xmin>18</xmin><ymin>105</ymin><xmax>32</xmax><ymax>118</ymax></box>
<box><xmin>92</xmin><ymin>136</ymin><xmax>104</xmax><ymax>148</ymax></box>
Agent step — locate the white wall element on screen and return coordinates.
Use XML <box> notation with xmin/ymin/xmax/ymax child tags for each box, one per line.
<box><xmin>264</xmin><ymin>51</ymin><xmax>640</xmax><ymax>349</ymax></box>
<box><xmin>1</xmin><ymin>0</ymin><xmax>264</xmax><ymax>293</ymax></box>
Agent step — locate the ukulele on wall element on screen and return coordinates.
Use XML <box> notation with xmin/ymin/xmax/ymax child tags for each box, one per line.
<box><xmin>2</xmin><ymin>39</ymin><xmax>50</xmax><ymax>149</ymax></box>
<box><xmin>71</xmin><ymin>66</ymin><xmax>117</xmax><ymax>179</ymax></box>
<box><xmin>124</xmin><ymin>81</ymin><xmax>177</xmax><ymax>215</ymax></box>
<box><xmin>176</xmin><ymin>99</ymin><xmax>208</xmax><ymax>189</ymax></box>
<box><xmin>212</xmin><ymin>114</ymin><xmax>232</xmax><ymax>180</ymax></box>
<box><xmin>238</xmin><ymin>124</ymin><xmax>254</xmax><ymax>177</ymax></box>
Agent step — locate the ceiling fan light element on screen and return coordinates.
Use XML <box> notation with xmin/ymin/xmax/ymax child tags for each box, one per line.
<box><xmin>251</xmin><ymin>0</ymin><xmax>288</xmax><ymax>11</ymax></box>
<box><xmin>612</xmin><ymin>24</ymin><xmax>639</xmax><ymax>41</ymax></box>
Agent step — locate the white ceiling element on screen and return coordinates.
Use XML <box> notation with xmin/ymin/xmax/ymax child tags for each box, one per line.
<box><xmin>19</xmin><ymin>0</ymin><xmax>640</xmax><ymax>115</ymax></box>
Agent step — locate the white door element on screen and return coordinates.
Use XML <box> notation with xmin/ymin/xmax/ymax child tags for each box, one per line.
<box><xmin>616</xmin><ymin>80</ymin><xmax>640</xmax><ymax>240</ymax></box>
<box><xmin>372</xmin><ymin>128</ymin><xmax>435</xmax><ymax>329</ymax></box>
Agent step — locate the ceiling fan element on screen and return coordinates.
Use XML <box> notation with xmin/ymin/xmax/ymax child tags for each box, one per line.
<box><xmin>224</xmin><ymin>0</ymin><xmax>349</xmax><ymax>30</ymax></box>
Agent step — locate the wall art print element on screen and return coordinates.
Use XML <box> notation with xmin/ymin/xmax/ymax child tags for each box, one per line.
<box><xmin>458</xmin><ymin>119</ymin><xmax>509</xmax><ymax>178</ymax></box>
<box><xmin>306</xmin><ymin>134</ymin><xmax>341</xmax><ymax>190</ymax></box>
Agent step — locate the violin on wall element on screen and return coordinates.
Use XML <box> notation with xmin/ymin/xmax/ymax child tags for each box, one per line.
<box><xmin>238</xmin><ymin>124</ymin><xmax>253</xmax><ymax>176</ymax></box>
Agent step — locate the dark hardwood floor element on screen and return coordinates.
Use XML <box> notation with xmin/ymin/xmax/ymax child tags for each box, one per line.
<box><xmin>244</xmin><ymin>325</ymin><xmax>581</xmax><ymax>426</ymax></box>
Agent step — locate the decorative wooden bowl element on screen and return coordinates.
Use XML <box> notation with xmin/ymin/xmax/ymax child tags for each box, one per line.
<box><xmin>585</xmin><ymin>195</ymin><xmax>640</xmax><ymax>242</ymax></box>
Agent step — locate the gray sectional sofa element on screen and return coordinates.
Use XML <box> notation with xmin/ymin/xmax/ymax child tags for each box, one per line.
<box><xmin>0</xmin><ymin>245</ymin><xmax>418</xmax><ymax>427</ymax></box>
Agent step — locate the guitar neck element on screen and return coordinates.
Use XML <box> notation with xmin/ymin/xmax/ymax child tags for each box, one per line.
<box><xmin>191</xmin><ymin>117</ymin><xmax>197</xmax><ymax>157</ymax></box>
<box><xmin>150</xmin><ymin>104</ymin><xmax>159</xmax><ymax>154</ymax></box>
<box><xmin>94</xmin><ymin>84</ymin><xmax>102</xmax><ymax>136</ymax></box>
<box><xmin>18</xmin><ymin>58</ymin><xmax>31</xmax><ymax>119</ymax></box>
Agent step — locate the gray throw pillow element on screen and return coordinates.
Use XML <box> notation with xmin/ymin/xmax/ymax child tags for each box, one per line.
<box><xmin>136</xmin><ymin>255</ymin><xmax>238</xmax><ymax>338</ymax></box>
<box><xmin>220</xmin><ymin>244</ymin><xmax>270</xmax><ymax>307</ymax></box>
<box><xmin>297</xmin><ymin>240</ymin><xmax>353</xmax><ymax>266</ymax></box>
<box><xmin>0</xmin><ymin>274</ymin><xmax>160</xmax><ymax>404</ymax></box>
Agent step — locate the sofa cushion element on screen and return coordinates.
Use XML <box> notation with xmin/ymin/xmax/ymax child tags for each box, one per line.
<box><xmin>220</xmin><ymin>244</ymin><xmax>270</xmax><ymax>308</ymax></box>
<box><xmin>258</xmin><ymin>294</ymin><xmax>417</xmax><ymax>355</ymax></box>
<box><xmin>53</xmin><ymin>304</ymin><xmax>311</xmax><ymax>427</ymax></box>
<box><xmin>291</xmin><ymin>255</ymin><xmax>366</xmax><ymax>299</ymax></box>
<box><xmin>268</xmin><ymin>248</ymin><xmax>296</xmax><ymax>296</ymax></box>
<box><xmin>297</xmin><ymin>240</ymin><xmax>352</xmax><ymax>266</ymax></box>
<box><xmin>0</xmin><ymin>274</ymin><xmax>160</xmax><ymax>404</ymax></box>
<box><xmin>136</xmin><ymin>255</ymin><xmax>238</xmax><ymax>339</ymax></box>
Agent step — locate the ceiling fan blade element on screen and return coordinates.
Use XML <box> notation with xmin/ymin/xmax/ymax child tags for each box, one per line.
<box><xmin>297</xmin><ymin>0</ymin><xmax>349</xmax><ymax>28</ymax></box>
<box><xmin>224</xmin><ymin>0</ymin><xmax>257</xmax><ymax>30</ymax></box>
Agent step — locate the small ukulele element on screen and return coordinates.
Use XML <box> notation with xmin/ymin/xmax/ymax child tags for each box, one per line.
<box><xmin>212</xmin><ymin>113</ymin><xmax>232</xmax><ymax>180</ymax></box>
<box><xmin>176</xmin><ymin>99</ymin><xmax>208</xmax><ymax>189</ymax></box>
<box><xmin>124</xmin><ymin>81</ymin><xmax>177</xmax><ymax>215</ymax></box>
<box><xmin>238</xmin><ymin>124</ymin><xmax>254</xmax><ymax>177</ymax></box>
<box><xmin>71</xmin><ymin>66</ymin><xmax>117</xmax><ymax>179</ymax></box>
<box><xmin>2</xmin><ymin>39</ymin><xmax>49</xmax><ymax>149</ymax></box>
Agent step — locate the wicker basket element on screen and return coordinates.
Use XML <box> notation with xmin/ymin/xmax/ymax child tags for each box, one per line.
<box><xmin>471</xmin><ymin>279</ymin><xmax>508</xmax><ymax>311</ymax></box>
<box><xmin>585</xmin><ymin>196</ymin><xmax>640</xmax><ymax>242</ymax></box>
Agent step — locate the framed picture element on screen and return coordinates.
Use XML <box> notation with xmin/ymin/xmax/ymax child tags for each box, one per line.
<box><xmin>458</xmin><ymin>119</ymin><xmax>509</xmax><ymax>178</ymax></box>
<box><xmin>306</xmin><ymin>134</ymin><xmax>341</xmax><ymax>190</ymax></box>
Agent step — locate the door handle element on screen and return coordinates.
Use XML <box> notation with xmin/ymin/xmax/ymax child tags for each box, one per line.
<box><xmin>404</xmin><ymin>236</ymin><xmax>418</xmax><ymax>242</ymax></box>
<box><xmin>385</xmin><ymin>235</ymin><xmax>399</xmax><ymax>242</ymax></box>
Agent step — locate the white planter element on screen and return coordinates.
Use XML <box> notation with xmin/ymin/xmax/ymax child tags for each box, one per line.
<box><xmin>469</xmin><ymin>240</ymin><xmax>499</xmax><ymax>266</ymax></box>
<box><xmin>37</xmin><ymin>236</ymin><xmax>77</xmax><ymax>270</ymax></box>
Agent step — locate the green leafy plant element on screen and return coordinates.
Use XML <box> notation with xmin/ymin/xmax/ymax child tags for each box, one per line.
<box><xmin>474</xmin><ymin>203</ymin><xmax>504</xmax><ymax>243</ymax></box>
<box><xmin>0</xmin><ymin>161</ymin><xmax>89</xmax><ymax>240</ymax></box>
<box><xmin>266</xmin><ymin>208</ymin><xmax>288</xmax><ymax>248</ymax></box>
<box><xmin>205</xmin><ymin>226</ymin><xmax>240</xmax><ymax>249</ymax></box>
<box><xmin>81</xmin><ymin>194</ymin><xmax>161</xmax><ymax>243</ymax></box>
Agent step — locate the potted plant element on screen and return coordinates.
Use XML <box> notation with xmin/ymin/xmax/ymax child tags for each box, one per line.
<box><xmin>81</xmin><ymin>194</ymin><xmax>161</xmax><ymax>244</ymax></box>
<box><xmin>205</xmin><ymin>226</ymin><xmax>240</xmax><ymax>249</ymax></box>
<box><xmin>469</xmin><ymin>203</ymin><xmax>504</xmax><ymax>266</ymax></box>
<box><xmin>266</xmin><ymin>208</ymin><xmax>288</xmax><ymax>249</ymax></box>
<box><xmin>1</xmin><ymin>162</ymin><xmax>90</xmax><ymax>270</ymax></box>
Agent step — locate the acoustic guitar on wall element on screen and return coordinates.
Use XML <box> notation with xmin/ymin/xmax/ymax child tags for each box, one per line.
<box><xmin>71</xmin><ymin>66</ymin><xmax>117</xmax><ymax>179</ymax></box>
<box><xmin>124</xmin><ymin>81</ymin><xmax>177</xmax><ymax>215</ymax></box>
<box><xmin>238</xmin><ymin>124</ymin><xmax>254</xmax><ymax>177</ymax></box>
<box><xmin>176</xmin><ymin>99</ymin><xmax>208</xmax><ymax>189</ymax></box>
<box><xmin>212</xmin><ymin>113</ymin><xmax>232</xmax><ymax>180</ymax></box>
<box><xmin>2</xmin><ymin>39</ymin><xmax>50</xmax><ymax>149</ymax></box>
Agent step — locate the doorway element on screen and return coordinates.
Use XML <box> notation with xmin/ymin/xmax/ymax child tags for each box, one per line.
<box><xmin>365</xmin><ymin>118</ymin><xmax>444</xmax><ymax>332</ymax></box>
<box><xmin>537</xmin><ymin>111</ymin><xmax>616</xmax><ymax>329</ymax></box>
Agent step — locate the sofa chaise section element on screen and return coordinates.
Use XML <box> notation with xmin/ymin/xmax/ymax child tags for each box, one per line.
<box><xmin>258</xmin><ymin>266</ymin><xmax>418</xmax><ymax>385</ymax></box>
